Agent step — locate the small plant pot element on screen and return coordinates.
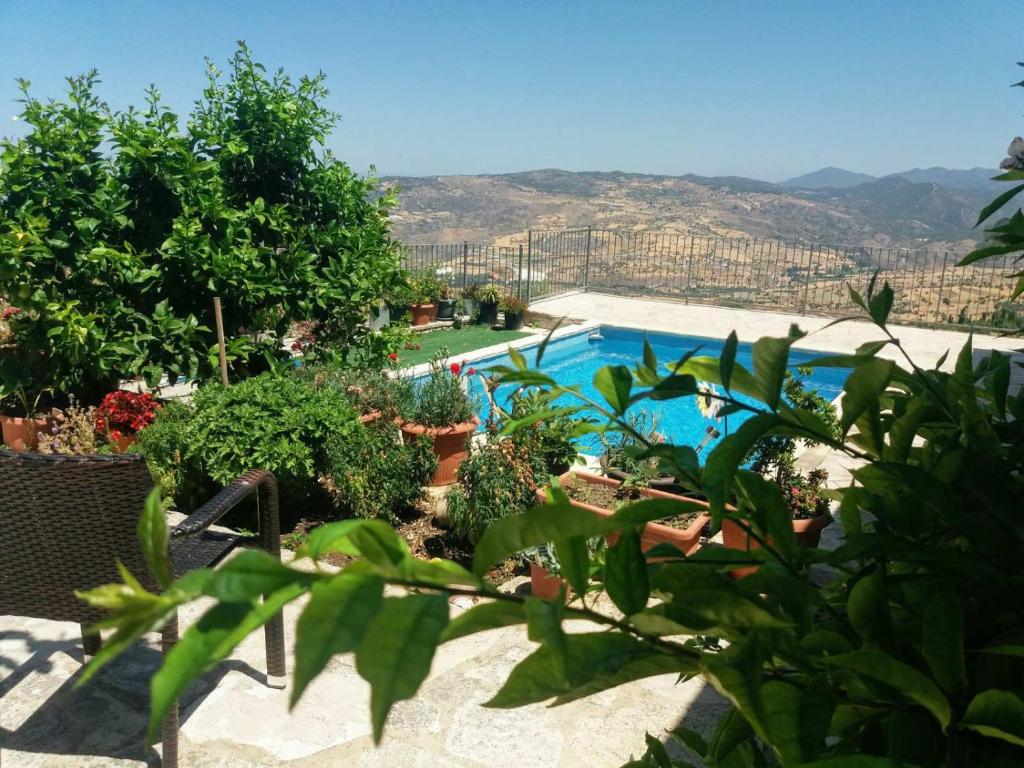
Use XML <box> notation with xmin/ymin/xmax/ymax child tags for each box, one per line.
<box><xmin>400</xmin><ymin>417</ymin><xmax>481</xmax><ymax>486</ymax></box>
<box><xmin>530</xmin><ymin>562</ymin><xmax>570</xmax><ymax>600</ymax></box>
<box><xmin>359</xmin><ymin>410</ymin><xmax>382</xmax><ymax>425</ymax></box>
<box><xmin>109</xmin><ymin>433</ymin><xmax>139</xmax><ymax>454</ymax></box>
<box><xmin>538</xmin><ymin>470</ymin><xmax>710</xmax><ymax>557</ymax></box>
<box><xmin>461</xmin><ymin>297</ymin><xmax>476</xmax><ymax>319</ymax></box>
<box><xmin>478</xmin><ymin>301</ymin><xmax>499</xmax><ymax>327</ymax></box>
<box><xmin>720</xmin><ymin>515</ymin><xmax>832</xmax><ymax>579</ymax></box>
<box><xmin>503</xmin><ymin>311</ymin><xmax>524</xmax><ymax>331</ymax></box>
<box><xmin>436</xmin><ymin>299</ymin><xmax>456</xmax><ymax>321</ymax></box>
<box><xmin>1</xmin><ymin>414</ymin><xmax>52</xmax><ymax>451</ymax></box>
<box><xmin>409</xmin><ymin>303</ymin><xmax>437</xmax><ymax>326</ymax></box>
<box><xmin>387</xmin><ymin>303</ymin><xmax>410</xmax><ymax>324</ymax></box>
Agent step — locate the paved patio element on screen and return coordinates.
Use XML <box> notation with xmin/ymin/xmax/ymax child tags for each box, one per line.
<box><xmin>1</xmin><ymin>562</ymin><xmax>728</xmax><ymax>767</ymax></box>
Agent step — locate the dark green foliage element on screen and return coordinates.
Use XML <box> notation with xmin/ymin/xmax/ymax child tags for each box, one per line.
<box><xmin>295</xmin><ymin>361</ymin><xmax>413</xmax><ymax>421</ymax></box>
<box><xmin>446</xmin><ymin>435</ymin><xmax>546</xmax><ymax>543</ymax></box>
<box><xmin>507</xmin><ymin>389</ymin><xmax>580</xmax><ymax>474</ymax></box>
<box><xmin>0</xmin><ymin>44</ymin><xmax>400</xmax><ymax>410</ymax></box>
<box><xmin>320</xmin><ymin>421</ymin><xmax>435</xmax><ymax>521</ymax></box>
<box><xmin>135</xmin><ymin>400</ymin><xmax>204</xmax><ymax>510</ymax></box>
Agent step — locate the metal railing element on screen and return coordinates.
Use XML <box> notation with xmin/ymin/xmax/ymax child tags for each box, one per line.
<box><xmin>401</xmin><ymin>227</ymin><xmax>1020</xmax><ymax>328</ymax></box>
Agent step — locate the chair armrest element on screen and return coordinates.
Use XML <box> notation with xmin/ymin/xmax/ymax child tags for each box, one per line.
<box><xmin>170</xmin><ymin>470</ymin><xmax>279</xmax><ymax>556</ymax></box>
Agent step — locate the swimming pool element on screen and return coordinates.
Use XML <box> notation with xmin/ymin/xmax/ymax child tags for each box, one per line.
<box><xmin>462</xmin><ymin>326</ymin><xmax>847</xmax><ymax>454</ymax></box>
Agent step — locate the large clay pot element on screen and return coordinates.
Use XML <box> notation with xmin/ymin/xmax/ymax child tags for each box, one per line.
<box><xmin>477</xmin><ymin>301</ymin><xmax>499</xmax><ymax>327</ymax></box>
<box><xmin>1</xmin><ymin>415</ymin><xmax>51</xmax><ymax>451</ymax></box>
<box><xmin>400</xmin><ymin>416</ymin><xmax>480</xmax><ymax>486</ymax></box>
<box><xmin>359</xmin><ymin>410</ymin><xmax>382</xmax><ymax>425</ymax></box>
<box><xmin>530</xmin><ymin>561</ymin><xmax>569</xmax><ymax>600</ymax></box>
<box><xmin>109</xmin><ymin>432</ymin><xmax>139</xmax><ymax>454</ymax></box>
<box><xmin>720</xmin><ymin>514</ymin><xmax>832</xmax><ymax>578</ymax></box>
<box><xmin>538</xmin><ymin>470</ymin><xmax>710</xmax><ymax>557</ymax></box>
<box><xmin>409</xmin><ymin>303</ymin><xmax>437</xmax><ymax>326</ymax></box>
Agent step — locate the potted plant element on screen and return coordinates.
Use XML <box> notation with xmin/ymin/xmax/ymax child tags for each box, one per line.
<box><xmin>477</xmin><ymin>284</ymin><xmax>501</xmax><ymax>326</ymax></box>
<box><xmin>436</xmin><ymin>283</ymin><xmax>456</xmax><ymax>321</ymax></box>
<box><xmin>500</xmin><ymin>295</ymin><xmax>528</xmax><ymax>330</ymax></box>
<box><xmin>539</xmin><ymin>470</ymin><xmax>710</xmax><ymax>556</ymax></box>
<box><xmin>399</xmin><ymin>353</ymin><xmax>480</xmax><ymax>485</ymax></box>
<box><xmin>93</xmin><ymin>390</ymin><xmax>162</xmax><ymax>453</ymax></box>
<box><xmin>0</xmin><ymin>386</ymin><xmax>52</xmax><ymax>451</ymax></box>
<box><xmin>35</xmin><ymin>397</ymin><xmax>108</xmax><ymax>455</ymax></box>
<box><xmin>529</xmin><ymin>545</ymin><xmax>568</xmax><ymax>600</ymax></box>
<box><xmin>460</xmin><ymin>284</ymin><xmax>480</xmax><ymax>320</ymax></box>
<box><xmin>408</xmin><ymin>274</ymin><xmax>441</xmax><ymax>326</ymax></box>
<box><xmin>385</xmin><ymin>283</ymin><xmax>415</xmax><ymax>324</ymax></box>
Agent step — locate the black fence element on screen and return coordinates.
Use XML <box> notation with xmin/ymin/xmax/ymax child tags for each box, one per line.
<box><xmin>402</xmin><ymin>228</ymin><xmax>1020</xmax><ymax>328</ymax></box>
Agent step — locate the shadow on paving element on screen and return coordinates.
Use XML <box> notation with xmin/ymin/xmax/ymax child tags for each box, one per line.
<box><xmin>0</xmin><ymin>628</ymin><xmax>263</xmax><ymax>765</ymax></box>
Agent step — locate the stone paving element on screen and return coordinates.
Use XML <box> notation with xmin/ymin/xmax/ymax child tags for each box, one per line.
<box><xmin>1</xmin><ymin>564</ymin><xmax>728</xmax><ymax>767</ymax></box>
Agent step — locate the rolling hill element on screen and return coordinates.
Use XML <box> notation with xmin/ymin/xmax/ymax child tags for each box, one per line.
<box><xmin>384</xmin><ymin>167</ymin><xmax>998</xmax><ymax>249</ymax></box>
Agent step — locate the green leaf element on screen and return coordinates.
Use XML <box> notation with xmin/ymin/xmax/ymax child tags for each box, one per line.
<box><xmin>820</xmin><ymin>650</ymin><xmax>951</xmax><ymax>728</ymax></box>
<box><xmin>148</xmin><ymin>583</ymin><xmax>304</xmax><ymax>741</ymax></box>
<box><xmin>840</xmin><ymin>358</ymin><xmax>893</xmax><ymax>435</ymax></box>
<box><xmin>796</xmin><ymin>758</ymin><xmax>927</xmax><ymax>768</ymax></box>
<box><xmin>594</xmin><ymin>365</ymin><xmax>633</xmax><ymax>415</ymax></box>
<box><xmin>868</xmin><ymin>282</ymin><xmax>894</xmax><ymax>326</ymax></box>
<box><xmin>441</xmin><ymin>600</ymin><xmax>526</xmax><ymax>642</ymax></box>
<box><xmin>553</xmin><ymin>536</ymin><xmax>590</xmax><ymax>596</ymax></box>
<box><xmin>355</xmin><ymin>593</ymin><xmax>450</xmax><ymax>743</ymax></box>
<box><xmin>204</xmin><ymin>549</ymin><xmax>313</xmax><ymax>602</ymax></box>
<box><xmin>702</xmin><ymin>414</ymin><xmax>782</xmax><ymax>517</ymax></box>
<box><xmin>847</xmin><ymin>571</ymin><xmax>895</xmax><ymax>650</ymax></box>
<box><xmin>720</xmin><ymin>331</ymin><xmax>738</xmax><ymax>391</ymax></box>
<box><xmin>751</xmin><ymin>334</ymin><xmax>799</xmax><ymax>409</ymax></box>
<box><xmin>961</xmin><ymin>689</ymin><xmax>1024</xmax><ymax>747</ymax></box>
<box><xmin>668</xmin><ymin>726</ymin><xmax>708</xmax><ymax>758</ymax></box>
<box><xmin>975</xmin><ymin>183</ymin><xmax>1024</xmax><ymax>226</ymax></box>
<box><xmin>487</xmin><ymin>632</ymin><xmax>689</xmax><ymax>708</ymax></box>
<box><xmin>526</xmin><ymin>597</ymin><xmax>569</xmax><ymax>680</ymax></box>
<box><xmin>137</xmin><ymin>487</ymin><xmax>171</xmax><ymax>589</ymax></box>
<box><xmin>290</xmin><ymin>572</ymin><xmax>385</xmax><ymax>708</ymax></box>
<box><xmin>604</xmin><ymin>528</ymin><xmax>650</xmax><ymax>616</ymax></box>
<box><xmin>921</xmin><ymin>592</ymin><xmax>965</xmax><ymax>696</ymax></box>
<box><xmin>643</xmin><ymin>733</ymin><xmax>675</xmax><ymax>768</ymax></box>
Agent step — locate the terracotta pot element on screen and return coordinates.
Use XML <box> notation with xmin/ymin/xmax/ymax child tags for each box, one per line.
<box><xmin>359</xmin><ymin>410</ymin><xmax>382</xmax><ymax>425</ymax></box>
<box><xmin>720</xmin><ymin>514</ymin><xmax>832</xmax><ymax>578</ymax></box>
<box><xmin>1</xmin><ymin>414</ymin><xmax>52</xmax><ymax>451</ymax></box>
<box><xmin>409</xmin><ymin>303</ymin><xmax>437</xmax><ymax>326</ymax></box>
<box><xmin>538</xmin><ymin>470</ymin><xmax>710</xmax><ymax>557</ymax></box>
<box><xmin>400</xmin><ymin>416</ymin><xmax>480</xmax><ymax>486</ymax></box>
<box><xmin>530</xmin><ymin>561</ymin><xmax>570</xmax><ymax>600</ymax></box>
<box><xmin>109</xmin><ymin>432</ymin><xmax>139</xmax><ymax>454</ymax></box>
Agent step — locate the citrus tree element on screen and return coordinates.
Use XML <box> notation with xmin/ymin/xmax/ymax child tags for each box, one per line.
<box><xmin>0</xmin><ymin>44</ymin><xmax>401</xmax><ymax>407</ymax></box>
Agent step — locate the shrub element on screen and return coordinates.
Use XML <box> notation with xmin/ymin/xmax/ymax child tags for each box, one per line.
<box><xmin>408</xmin><ymin>273</ymin><xmax>442</xmax><ymax>304</ymax></box>
<box><xmin>506</xmin><ymin>389</ymin><xmax>580</xmax><ymax>474</ymax></box>
<box><xmin>499</xmin><ymin>295</ymin><xmax>527</xmax><ymax>313</ymax></box>
<box><xmin>297</xmin><ymin>363</ymin><xmax>412</xmax><ymax>421</ymax></box>
<box><xmin>187</xmin><ymin>373</ymin><xmax>359</xmax><ymax>496</ymax></box>
<box><xmin>401</xmin><ymin>354</ymin><xmax>477</xmax><ymax>427</ymax></box>
<box><xmin>319</xmin><ymin>421</ymin><xmax>435</xmax><ymax>521</ymax></box>
<box><xmin>446</xmin><ymin>434</ymin><xmax>545</xmax><ymax>543</ymax></box>
<box><xmin>0</xmin><ymin>44</ymin><xmax>401</xmax><ymax>406</ymax></box>
<box><xmin>135</xmin><ymin>400</ymin><xmax>204</xmax><ymax>509</ymax></box>
<box><xmin>478</xmin><ymin>283</ymin><xmax>502</xmax><ymax>303</ymax></box>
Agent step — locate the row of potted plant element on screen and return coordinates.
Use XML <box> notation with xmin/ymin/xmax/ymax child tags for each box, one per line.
<box><xmin>386</xmin><ymin>278</ymin><xmax>529</xmax><ymax>329</ymax></box>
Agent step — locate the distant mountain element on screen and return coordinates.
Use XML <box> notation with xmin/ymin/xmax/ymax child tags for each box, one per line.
<box><xmin>781</xmin><ymin>167</ymin><xmax>877</xmax><ymax>189</ymax></box>
<box><xmin>884</xmin><ymin>166</ymin><xmax>1000</xmax><ymax>191</ymax></box>
<box><xmin>384</xmin><ymin>168</ymin><xmax>992</xmax><ymax>249</ymax></box>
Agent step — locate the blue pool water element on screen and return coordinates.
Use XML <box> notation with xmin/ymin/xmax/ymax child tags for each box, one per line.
<box><xmin>461</xmin><ymin>326</ymin><xmax>847</xmax><ymax>454</ymax></box>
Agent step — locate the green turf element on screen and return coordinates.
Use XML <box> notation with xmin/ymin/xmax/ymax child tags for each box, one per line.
<box><xmin>397</xmin><ymin>325</ymin><xmax>533</xmax><ymax>367</ymax></box>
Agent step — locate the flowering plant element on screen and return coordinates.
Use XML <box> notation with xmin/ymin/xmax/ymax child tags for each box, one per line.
<box><xmin>94</xmin><ymin>390</ymin><xmax>161</xmax><ymax>440</ymax></box>
<box><xmin>401</xmin><ymin>352</ymin><xmax>477</xmax><ymax>427</ymax></box>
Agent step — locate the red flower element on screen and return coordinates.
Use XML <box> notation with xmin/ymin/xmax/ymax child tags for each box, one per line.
<box><xmin>467</xmin><ymin>367</ymin><xmax>476</xmax><ymax>376</ymax></box>
<box><xmin>2</xmin><ymin>306</ymin><xmax>20</xmax><ymax>320</ymax></box>
<box><xmin>110</xmin><ymin>429</ymin><xmax>123</xmax><ymax>441</ymax></box>
<box><xmin>95</xmin><ymin>390</ymin><xmax>161</xmax><ymax>436</ymax></box>
<box><xmin>450</xmin><ymin>363</ymin><xmax>461</xmax><ymax>375</ymax></box>
<box><xmin>388</xmin><ymin>353</ymin><xmax>399</xmax><ymax>361</ymax></box>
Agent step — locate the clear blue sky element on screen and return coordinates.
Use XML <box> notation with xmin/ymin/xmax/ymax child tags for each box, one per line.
<box><xmin>1</xmin><ymin>0</ymin><xmax>1021</xmax><ymax>180</ymax></box>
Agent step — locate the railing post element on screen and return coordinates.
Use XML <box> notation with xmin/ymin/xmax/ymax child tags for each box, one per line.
<box><xmin>526</xmin><ymin>229</ymin><xmax>533</xmax><ymax>304</ymax></box>
<box><xmin>517</xmin><ymin>245</ymin><xmax>524</xmax><ymax>299</ymax></box>
<box><xmin>801</xmin><ymin>245</ymin><xmax>813</xmax><ymax>314</ymax></box>
<box><xmin>583</xmin><ymin>225</ymin><xmax>592</xmax><ymax>292</ymax></box>
<box><xmin>935</xmin><ymin>250</ymin><xmax>949</xmax><ymax>324</ymax></box>
<box><xmin>462</xmin><ymin>241</ymin><xmax>468</xmax><ymax>291</ymax></box>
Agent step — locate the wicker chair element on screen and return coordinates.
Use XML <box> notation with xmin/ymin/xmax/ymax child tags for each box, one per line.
<box><xmin>0</xmin><ymin>449</ymin><xmax>286</xmax><ymax>767</ymax></box>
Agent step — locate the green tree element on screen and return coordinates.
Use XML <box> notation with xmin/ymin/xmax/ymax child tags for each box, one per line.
<box><xmin>0</xmin><ymin>44</ymin><xmax>400</xmax><ymax>409</ymax></box>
